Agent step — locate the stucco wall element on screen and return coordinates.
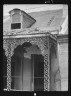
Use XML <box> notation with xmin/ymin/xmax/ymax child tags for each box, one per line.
<box><xmin>50</xmin><ymin>45</ymin><xmax>60</xmax><ymax>91</ymax></box>
<box><xmin>58</xmin><ymin>42</ymin><xmax>68</xmax><ymax>91</ymax></box>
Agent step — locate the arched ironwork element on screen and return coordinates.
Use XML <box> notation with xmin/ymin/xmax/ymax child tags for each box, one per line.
<box><xmin>3</xmin><ymin>36</ymin><xmax>50</xmax><ymax>91</ymax></box>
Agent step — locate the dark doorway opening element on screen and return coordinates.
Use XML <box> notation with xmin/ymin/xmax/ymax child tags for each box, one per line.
<box><xmin>11</xmin><ymin>43</ymin><xmax>44</xmax><ymax>91</ymax></box>
<box><xmin>31</xmin><ymin>54</ymin><xmax>44</xmax><ymax>91</ymax></box>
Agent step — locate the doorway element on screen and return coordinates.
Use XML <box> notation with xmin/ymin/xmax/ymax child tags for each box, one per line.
<box><xmin>11</xmin><ymin>43</ymin><xmax>44</xmax><ymax>91</ymax></box>
<box><xmin>31</xmin><ymin>54</ymin><xmax>44</xmax><ymax>91</ymax></box>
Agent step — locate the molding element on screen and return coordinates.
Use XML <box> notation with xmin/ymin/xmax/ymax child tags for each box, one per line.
<box><xmin>57</xmin><ymin>34</ymin><xmax>68</xmax><ymax>39</ymax></box>
<box><xmin>57</xmin><ymin>34</ymin><xmax>68</xmax><ymax>43</ymax></box>
<box><xmin>3</xmin><ymin>30</ymin><xmax>57</xmax><ymax>41</ymax></box>
<box><xmin>57</xmin><ymin>38</ymin><xmax>68</xmax><ymax>43</ymax></box>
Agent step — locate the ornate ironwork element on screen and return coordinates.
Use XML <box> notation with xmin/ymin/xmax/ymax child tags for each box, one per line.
<box><xmin>3</xmin><ymin>36</ymin><xmax>50</xmax><ymax>91</ymax></box>
<box><xmin>3</xmin><ymin>39</ymin><xmax>11</xmax><ymax>91</ymax></box>
<box><xmin>3</xmin><ymin>39</ymin><xmax>9</xmax><ymax>57</ymax></box>
<box><xmin>7</xmin><ymin>53</ymin><xmax>11</xmax><ymax>91</ymax></box>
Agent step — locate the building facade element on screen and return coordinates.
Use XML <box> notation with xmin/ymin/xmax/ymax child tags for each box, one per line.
<box><xmin>3</xmin><ymin>5</ymin><xmax>68</xmax><ymax>91</ymax></box>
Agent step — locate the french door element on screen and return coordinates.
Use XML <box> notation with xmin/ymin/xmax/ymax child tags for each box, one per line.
<box><xmin>31</xmin><ymin>54</ymin><xmax>44</xmax><ymax>91</ymax></box>
<box><xmin>11</xmin><ymin>54</ymin><xmax>44</xmax><ymax>91</ymax></box>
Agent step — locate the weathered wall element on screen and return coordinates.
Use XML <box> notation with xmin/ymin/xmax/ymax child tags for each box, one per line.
<box><xmin>50</xmin><ymin>44</ymin><xmax>61</xmax><ymax>91</ymax></box>
<box><xmin>58</xmin><ymin>42</ymin><xmax>68</xmax><ymax>91</ymax></box>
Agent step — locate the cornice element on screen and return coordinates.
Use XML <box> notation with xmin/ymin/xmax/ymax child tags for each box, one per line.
<box><xmin>3</xmin><ymin>30</ymin><xmax>57</xmax><ymax>40</ymax></box>
<box><xmin>57</xmin><ymin>34</ymin><xmax>68</xmax><ymax>43</ymax></box>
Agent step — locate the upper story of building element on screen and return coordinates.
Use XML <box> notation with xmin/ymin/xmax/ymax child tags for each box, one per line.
<box><xmin>3</xmin><ymin>5</ymin><xmax>68</xmax><ymax>39</ymax></box>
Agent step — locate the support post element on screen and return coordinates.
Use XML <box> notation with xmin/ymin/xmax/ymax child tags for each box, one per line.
<box><xmin>7</xmin><ymin>42</ymin><xmax>11</xmax><ymax>91</ymax></box>
<box><xmin>41</xmin><ymin>39</ymin><xmax>50</xmax><ymax>91</ymax></box>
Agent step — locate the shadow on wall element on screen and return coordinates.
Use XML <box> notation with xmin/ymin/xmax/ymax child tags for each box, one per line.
<box><xmin>50</xmin><ymin>44</ymin><xmax>61</xmax><ymax>91</ymax></box>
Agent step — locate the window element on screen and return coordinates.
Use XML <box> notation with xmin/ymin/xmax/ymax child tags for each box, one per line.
<box><xmin>9</xmin><ymin>9</ymin><xmax>36</xmax><ymax>30</ymax></box>
<box><xmin>11</xmin><ymin>23</ymin><xmax>21</xmax><ymax>29</ymax></box>
<box><xmin>11</xmin><ymin>13</ymin><xmax>21</xmax><ymax>29</ymax></box>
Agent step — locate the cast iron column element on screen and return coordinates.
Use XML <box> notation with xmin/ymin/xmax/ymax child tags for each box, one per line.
<box><xmin>7</xmin><ymin>40</ymin><xmax>11</xmax><ymax>91</ymax></box>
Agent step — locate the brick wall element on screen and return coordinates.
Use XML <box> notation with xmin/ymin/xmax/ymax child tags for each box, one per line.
<box><xmin>58</xmin><ymin>42</ymin><xmax>68</xmax><ymax>91</ymax></box>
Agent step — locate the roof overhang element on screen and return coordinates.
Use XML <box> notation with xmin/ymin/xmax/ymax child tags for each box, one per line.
<box><xmin>3</xmin><ymin>30</ymin><xmax>57</xmax><ymax>41</ymax></box>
